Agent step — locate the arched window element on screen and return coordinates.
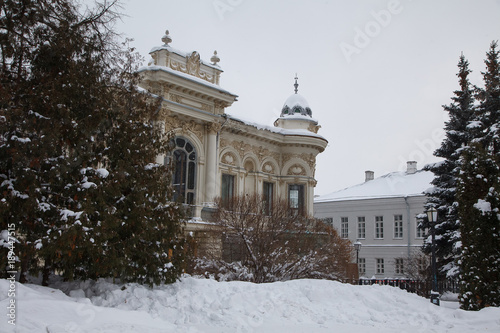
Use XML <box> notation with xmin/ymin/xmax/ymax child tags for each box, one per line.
<box><xmin>167</xmin><ymin>137</ymin><xmax>196</xmax><ymax>205</ymax></box>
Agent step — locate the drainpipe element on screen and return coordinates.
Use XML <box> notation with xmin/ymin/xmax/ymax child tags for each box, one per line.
<box><xmin>404</xmin><ymin>196</ymin><xmax>411</xmax><ymax>260</ymax></box>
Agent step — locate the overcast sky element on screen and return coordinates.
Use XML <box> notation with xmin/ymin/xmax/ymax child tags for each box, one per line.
<box><xmin>113</xmin><ymin>0</ymin><xmax>500</xmax><ymax>196</ymax></box>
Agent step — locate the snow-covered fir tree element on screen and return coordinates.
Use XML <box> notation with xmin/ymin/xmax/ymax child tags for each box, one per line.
<box><xmin>0</xmin><ymin>0</ymin><xmax>186</xmax><ymax>286</ymax></box>
<box><xmin>458</xmin><ymin>41</ymin><xmax>500</xmax><ymax>310</ymax></box>
<box><xmin>424</xmin><ymin>55</ymin><xmax>475</xmax><ymax>279</ymax></box>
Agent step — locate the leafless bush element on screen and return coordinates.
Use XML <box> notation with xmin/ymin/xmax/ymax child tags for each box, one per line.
<box><xmin>193</xmin><ymin>194</ymin><xmax>353</xmax><ymax>283</ymax></box>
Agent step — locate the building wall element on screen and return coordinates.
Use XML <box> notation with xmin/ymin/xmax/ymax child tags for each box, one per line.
<box><xmin>314</xmin><ymin>195</ymin><xmax>427</xmax><ymax>279</ymax></box>
<box><xmin>139</xmin><ymin>33</ymin><xmax>327</xmax><ymax>223</ymax></box>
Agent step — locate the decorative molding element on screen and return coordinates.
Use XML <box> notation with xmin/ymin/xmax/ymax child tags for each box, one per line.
<box><xmin>169</xmin><ymin>93</ymin><xmax>183</xmax><ymax>104</ymax></box>
<box><xmin>170</xmin><ymin>51</ymin><xmax>216</xmax><ymax>84</ymax></box>
<box><xmin>222</xmin><ymin>152</ymin><xmax>236</xmax><ymax>166</ymax></box>
<box><xmin>206</xmin><ymin>121</ymin><xmax>222</xmax><ymax>134</ymax></box>
<box><xmin>165</xmin><ymin>116</ymin><xmax>204</xmax><ymax>141</ymax></box>
<box><xmin>262</xmin><ymin>162</ymin><xmax>275</xmax><ymax>174</ymax></box>
<box><xmin>287</xmin><ymin>164</ymin><xmax>306</xmax><ymax>176</ymax></box>
<box><xmin>308</xmin><ymin>123</ymin><xmax>320</xmax><ymax>134</ymax></box>
<box><xmin>283</xmin><ymin>153</ymin><xmax>316</xmax><ymax>171</ymax></box>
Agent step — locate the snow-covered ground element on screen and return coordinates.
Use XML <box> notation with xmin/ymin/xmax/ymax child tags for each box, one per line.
<box><xmin>1</xmin><ymin>277</ymin><xmax>499</xmax><ymax>333</ymax></box>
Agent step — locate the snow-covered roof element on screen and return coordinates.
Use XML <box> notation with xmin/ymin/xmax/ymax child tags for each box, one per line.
<box><xmin>226</xmin><ymin>112</ymin><xmax>326</xmax><ymax>140</ymax></box>
<box><xmin>281</xmin><ymin>93</ymin><xmax>313</xmax><ymax>118</ymax></box>
<box><xmin>138</xmin><ymin>65</ymin><xmax>237</xmax><ymax>97</ymax></box>
<box><xmin>283</xmin><ymin>93</ymin><xmax>310</xmax><ymax>109</ymax></box>
<box><xmin>315</xmin><ymin>169</ymin><xmax>435</xmax><ymax>202</ymax></box>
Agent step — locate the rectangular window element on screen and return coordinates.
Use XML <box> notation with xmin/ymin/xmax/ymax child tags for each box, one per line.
<box><xmin>357</xmin><ymin>216</ymin><xmax>366</xmax><ymax>239</ymax></box>
<box><xmin>375</xmin><ymin>216</ymin><xmax>384</xmax><ymax>239</ymax></box>
<box><xmin>394</xmin><ymin>214</ymin><xmax>403</xmax><ymax>239</ymax></box>
<box><xmin>263</xmin><ymin>182</ymin><xmax>274</xmax><ymax>215</ymax></box>
<box><xmin>416</xmin><ymin>219</ymin><xmax>426</xmax><ymax>238</ymax></box>
<box><xmin>288</xmin><ymin>184</ymin><xmax>304</xmax><ymax>216</ymax></box>
<box><xmin>341</xmin><ymin>217</ymin><xmax>349</xmax><ymax>238</ymax></box>
<box><xmin>322</xmin><ymin>217</ymin><xmax>333</xmax><ymax>226</ymax></box>
<box><xmin>358</xmin><ymin>258</ymin><xmax>366</xmax><ymax>276</ymax></box>
<box><xmin>376</xmin><ymin>258</ymin><xmax>385</xmax><ymax>274</ymax></box>
<box><xmin>221</xmin><ymin>174</ymin><xmax>235</xmax><ymax>207</ymax></box>
<box><xmin>395</xmin><ymin>258</ymin><xmax>404</xmax><ymax>275</ymax></box>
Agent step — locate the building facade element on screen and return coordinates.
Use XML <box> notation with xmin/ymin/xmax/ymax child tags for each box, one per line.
<box><xmin>314</xmin><ymin>162</ymin><xmax>434</xmax><ymax>279</ymax></box>
<box><xmin>138</xmin><ymin>31</ymin><xmax>327</xmax><ymax>239</ymax></box>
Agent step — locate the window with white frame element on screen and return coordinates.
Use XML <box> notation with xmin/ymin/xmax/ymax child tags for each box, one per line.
<box><xmin>375</xmin><ymin>216</ymin><xmax>384</xmax><ymax>239</ymax></box>
<box><xmin>322</xmin><ymin>217</ymin><xmax>333</xmax><ymax>226</ymax></box>
<box><xmin>394</xmin><ymin>214</ymin><xmax>403</xmax><ymax>239</ymax></box>
<box><xmin>358</xmin><ymin>258</ymin><xmax>366</xmax><ymax>275</ymax></box>
<box><xmin>376</xmin><ymin>258</ymin><xmax>385</xmax><ymax>274</ymax></box>
<box><xmin>341</xmin><ymin>217</ymin><xmax>349</xmax><ymax>239</ymax></box>
<box><xmin>357</xmin><ymin>216</ymin><xmax>366</xmax><ymax>239</ymax></box>
<box><xmin>395</xmin><ymin>258</ymin><xmax>404</xmax><ymax>274</ymax></box>
<box><xmin>416</xmin><ymin>219</ymin><xmax>426</xmax><ymax>238</ymax></box>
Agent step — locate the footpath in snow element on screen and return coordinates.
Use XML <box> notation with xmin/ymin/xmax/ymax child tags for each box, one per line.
<box><xmin>0</xmin><ymin>277</ymin><xmax>499</xmax><ymax>333</ymax></box>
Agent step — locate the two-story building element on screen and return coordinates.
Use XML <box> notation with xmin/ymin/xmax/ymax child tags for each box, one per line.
<box><xmin>138</xmin><ymin>31</ymin><xmax>328</xmax><ymax>250</ymax></box>
<box><xmin>314</xmin><ymin>161</ymin><xmax>434</xmax><ymax>279</ymax></box>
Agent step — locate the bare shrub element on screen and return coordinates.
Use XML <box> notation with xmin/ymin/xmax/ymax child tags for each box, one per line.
<box><xmin>193</xmin><ymin>194</ymin><xmax>353</xmax><ymax>283</ymax></box>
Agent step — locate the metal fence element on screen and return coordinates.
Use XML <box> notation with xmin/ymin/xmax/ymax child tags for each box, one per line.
<box><xmin>358</xmin><ymin>278</ymin><xmax>459</xmax><ymax>298</ymax></box>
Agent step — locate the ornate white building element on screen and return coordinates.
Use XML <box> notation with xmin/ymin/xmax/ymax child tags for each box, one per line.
<box><xmin>138</xmin><ymin>31</ymin><xmax>327</xmax><ymax>238</ymax></box>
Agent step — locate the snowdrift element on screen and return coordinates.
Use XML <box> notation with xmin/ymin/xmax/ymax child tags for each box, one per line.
<box><xmin>0</xmin><ymin>277</ymin><xmax>499</xmax><ymax>332</ymax></box>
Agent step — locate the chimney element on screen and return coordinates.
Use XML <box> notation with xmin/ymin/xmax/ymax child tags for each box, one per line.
<box><xmin>365</xmin><ymin>170</ymin><xmax>374</xmax><ymax>182</ymax></box>
<box><xmin>407</xmin><ymin>161</ymin><xmax>417</xmax><ymax>174</ymax></box>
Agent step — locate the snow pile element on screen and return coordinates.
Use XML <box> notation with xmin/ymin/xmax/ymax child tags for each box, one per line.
<box><xmin>1</xmin><ymin>277</ymin><xmax>499</xmax><ymax>333</ymax></box>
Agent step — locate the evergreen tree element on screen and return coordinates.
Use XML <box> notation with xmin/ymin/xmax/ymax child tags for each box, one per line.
<box><xmin>0</xmin><ymin>0</ymin><xmax>186</xmax><ymax>286</ymax></box>
<box><xmin>458</xmin><ymin>41</ymin><xmax>500</xmax><ymax>310</ymax></box>
<box><xmin>424</xmin><ymin>54</ymin><xmax>475</xmax><ymax>278</ymax></box>
<box><xmin>458</xmin><ymin>143</ymin><xmax>500</xmax><ymax>310</ymax></box>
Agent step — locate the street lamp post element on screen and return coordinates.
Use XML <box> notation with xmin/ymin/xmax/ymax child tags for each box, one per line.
<box><xmin>426</xmin><ymin>207</ymin><xmax>440</xmax><ymax>306</ymax></box>
<box><xmin>354</xmin><ymin>241</ymin><xmax>362</xmax><ymax>264</ymax></box>
<box><xmin>354</xmin><ymin>241</ymin><xmax>362</xmax><ymax>285</ymax></box>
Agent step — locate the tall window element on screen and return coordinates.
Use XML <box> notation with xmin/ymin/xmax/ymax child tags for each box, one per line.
<box><xmin>263</xmin><ymin>182</ymin><xmax>274</xmax><ymax>215</ymax></box>
<box><xmin>169</xmin><ymin>137</ymin><xmax>196</xmax><ymax>205</ymax></box>
<box><xmin>357</xmin><ymin>216</ymin><xmax>366</xmax><ymax>239</ymax></box>
<box><xmin>394</xmin><ymin>214</ymin><xmax>403</xmax><ymax>239</ymax></box>
<box><xmin>358</xmin><ymin>258</ymin><xmax>366</xmax><ymax>276</ymax></box>
<box><xmin>375</xmin><ymin>216</ymin><xmax>384</xmax><ymax>239</ymax></box>
<box><xmin>221</xmin><ymin>174</ymin><xmax>235</xmax><ymax>207</ymax></box>
<box><xmin>341</xmin><ymin>217</ymin><xmax>349</xmax><ymax>239</ymax></box>
<box><xmin>376</xmin><ymin>258</ymin><xmax>385</xmax><ymax>274</ymax></box>
<box><xmin>416</xmin><ymin>219</ymin><xmax>426</xmax><ymax>238</ymax></box>
<box><xmin>395</xmin><ymin>258</ymin><xmax>404</xmax><ymax>275</ymax></box>
<box><xmin>288</xmin><ymin>184</ymin><xmax>304</xmax><ymax>216</ymax></box>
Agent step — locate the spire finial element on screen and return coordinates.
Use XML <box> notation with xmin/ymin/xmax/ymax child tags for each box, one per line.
<box><xmin>162</xmin><ymin>30</ymin><xmax>172</xmax><ymax>46</ymax></box>
<box><xmin>210</xmin><ymin>50</ymin><xmax>220</xmax><ymax>65</ymax></box>
<box><xmin>294</xmin><ymin>73</ymin><xmax>299</xmax><ymax>94</ymax></box>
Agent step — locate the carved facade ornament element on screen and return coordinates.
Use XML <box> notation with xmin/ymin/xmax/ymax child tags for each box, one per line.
<box><xmin>220</xmin><ymin>138</ymin><xmax>229</xmax><ymax>148</ymax></box>
<box><xmin>206</xmin><ymin>121</ymin><xmax>222</xmax><ymax>134</ymax></box>
<box><xmin>232</xmin><ymin>140</ymin><xmax>251</xmax><ymax>159</ymax></box>
<box><xmin>300</xmin><ymin>153</ymin><xmax>316</xmax><ymax>170</ymax></box>
<box><xmin>221</xmin><ymin>140</ymin><xmax>281</xmax><ymax>170</ymax></box>
<box><xmin>169</xmin><ymin>93</ymin><xmax>183</xmax><ymax>104</ymax></box>
<box><xmin>186</xmin><ymin>51</ymin><xmax>201</xmax><ymax>76</ymax></box>
<box><xmin>222</xmin><ymin>152</ymin><xmax>236</xmax><ymax>166</ymax></box>
<box><xmin>164</xmin><ymin>116</ymin><xmax>204</xmax><ymax>141</ymax></box>
<box><xmin>308</xmin><ymin>123</ymin><xmax>320</xmax><ymax>134</ymax></box>
<box><xmin>158</xmin><ymin>106</ymin><xmax>170</xmax><ymax>120</ymax></box>
<box><xmin>288</xmin><ymin>164</ymin><xmax>306</xmax><ymax>176</ymax></box>
<box><xmin>283</xmin><ymin>152</ymin><xmax>316</xmax><ymax>171</ymax></box>
<box><xmin>262</xmin><ymin>162</ymin><xmax>275</xmax><ymax>174</ymax></box>
<box><xmin>170</xmin><ymin>51</ymin><xmax>216</xmax><ymax>84</ymax></box>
